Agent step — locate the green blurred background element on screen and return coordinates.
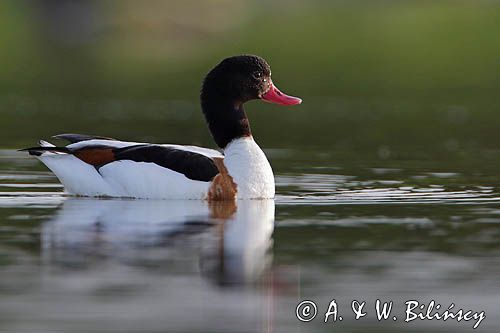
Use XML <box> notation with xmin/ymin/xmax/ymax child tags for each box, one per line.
<box><xmin>1</xmin><ymin>0</ymin><xmax>500</xmax><ymax>165</ymax></box>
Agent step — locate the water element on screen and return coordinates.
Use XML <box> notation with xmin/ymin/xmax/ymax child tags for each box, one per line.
<box><xmin>2</xmin><ymin>0</ymin><xmax>500</xmax><ymax>330</ymax></box>
<box><xmin>1</xmin><ymin>148</ymin><xmax>499</xmax><ymax>332</ymax></box>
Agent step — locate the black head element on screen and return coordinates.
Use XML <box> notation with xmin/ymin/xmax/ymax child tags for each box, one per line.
<box><xmin>201</xmin><ymin>55</ymin><xmax>302</xmax><ymax>148</ymax></box>
<box><xmin>202</xmin><ymin>55</ymin><xmax>272</xmax><ymax>103</ymax></box>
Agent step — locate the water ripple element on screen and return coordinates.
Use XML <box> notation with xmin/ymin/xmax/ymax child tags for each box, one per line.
<box><xmin>276</xmin><ymin>173</ymin><xmax>500</xmax><ymax>205</ymax></box>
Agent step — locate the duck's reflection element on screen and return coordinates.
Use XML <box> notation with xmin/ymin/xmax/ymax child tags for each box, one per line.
<box><xmin>200</xmin><ymin>200</ymin><xmax>275</xmax><ymax>285</ymax></box>
<box><xmin>42</xmin><ymin>198</ymin><xmax>275</xmax><ymax>285</ymax></box>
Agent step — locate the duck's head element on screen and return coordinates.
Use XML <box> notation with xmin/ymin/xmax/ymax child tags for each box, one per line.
<box><xmin>201</xmin><ymin>55</ymin><xmax>302</xmax><ymax>148</ymax></box>
<box><xmin>202</xmin><ymin>55</ymin><xmax>302</xmax><ymax>106</ymax></box>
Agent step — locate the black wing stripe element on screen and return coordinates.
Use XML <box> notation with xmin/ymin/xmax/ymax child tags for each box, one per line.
<box><xmin>112</xmin><ymin>145</ymin><xmax>220</xmax><ymax>182</ymax></box>
<box><xmin>53</xmin><ymin>133</ymin><xmax>116</xmax><ymax>144</ymax></box>
<box><xmin>19</xmin><ymin>146</ymin><xmax>70</xmax><ymax>156</ymax></box>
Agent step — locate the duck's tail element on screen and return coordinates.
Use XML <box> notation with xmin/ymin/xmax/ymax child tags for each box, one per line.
<box><xmin>19</xmin><ymin>140</ymin><xmax>69</xmax><ymax>156</ymax></box>
<box><xmin>19</xmin><ymin>139</ymin><xmax>113</xmax><ymax>196</ymax></box>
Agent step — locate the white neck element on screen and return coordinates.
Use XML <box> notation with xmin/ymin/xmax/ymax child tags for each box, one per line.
<box><xmin>223</xmin><ymin>137</ymin><xmax>275</xmax><ymax>199</ymax></box>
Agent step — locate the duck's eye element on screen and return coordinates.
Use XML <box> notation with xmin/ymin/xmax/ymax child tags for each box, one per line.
<box><xmin>252</xmin><ymin>72</ymin><xmax>262</xmax><ymax>80</ymax></box>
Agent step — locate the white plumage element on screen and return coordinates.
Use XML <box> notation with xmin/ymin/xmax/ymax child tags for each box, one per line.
<box><xmin>224</xmin><ymin>138</ymin><xmax>275</xmax><ymax>199</ymax></box>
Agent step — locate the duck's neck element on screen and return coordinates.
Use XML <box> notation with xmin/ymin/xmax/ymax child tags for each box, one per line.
<box><xmin>201</xmin><ymin>94</ymin><xmax>252</xmax><ymax>149</ymax></box>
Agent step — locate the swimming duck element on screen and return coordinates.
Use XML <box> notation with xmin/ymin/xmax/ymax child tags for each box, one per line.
<box><xmin>22</xmin><ymin>55</ymin><xmax>302</xmax><ymax>200</ymax></box>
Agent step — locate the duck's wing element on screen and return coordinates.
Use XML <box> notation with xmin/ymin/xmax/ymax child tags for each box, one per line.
<box><xmin>52</xmin><ymin>133</ymin><xmax>117</xmax><ymax>144</ymax></box>
<box><xmin>110</xmin><ymin>144</ymin><xmax>220</xmax><ymax>182</ymax></box>
<box><xmin>22</xmin><ymin>138</ymin><xmax>222</xmax><ymax>182</ymax></box>
<box><xmin>52</xmin><ymin>134</ymin><xmax>223</xmax><ymax>159</ymax></box>
<box><xmin>160</xmin><ymin>144</ymin><xmax>223</xmax><ymax>159</ymax></box>
<box><xmin>66</xmin><ymin>139</ymin><xmax>223</xmax><ymax>158</ymax></box>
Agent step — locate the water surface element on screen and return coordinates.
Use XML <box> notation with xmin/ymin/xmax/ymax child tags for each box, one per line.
<box><xmin>0</xmin><ymin>148</ymin><xmax>499</xmax><ymax>332</ymax></box>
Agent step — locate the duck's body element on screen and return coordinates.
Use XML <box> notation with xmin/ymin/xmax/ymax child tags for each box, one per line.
<box><xmin>23</xmin><ymin>55</ymin><xmax>301</xmax><ymax>200</ymax></box>
<box><xmin>35</xmin><ymin>136</ymin><xmax>274</xmax><ymax>199</ymax></box>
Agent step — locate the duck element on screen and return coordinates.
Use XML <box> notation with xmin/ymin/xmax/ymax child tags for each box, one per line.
<box><xmin>21</xmin><ymin>55</ymin><xmax>302</xmax><ymax>200</ymax></box>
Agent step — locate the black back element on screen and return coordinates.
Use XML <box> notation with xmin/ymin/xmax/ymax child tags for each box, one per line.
<box><xmin>112</xmin><ymin>145</ymin><xmax>219</xmax><ymax>182</ymax></box>
<box><xmin>53</xmin><ymin>133</ymin><xmax>116</xmax><ymax>143</ymax></box>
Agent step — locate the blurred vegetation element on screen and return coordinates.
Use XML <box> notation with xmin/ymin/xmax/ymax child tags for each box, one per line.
<box><xmin>1</xmin><ymin>0</ymin><xmax>499</xmax><ymax>163</ymax></box>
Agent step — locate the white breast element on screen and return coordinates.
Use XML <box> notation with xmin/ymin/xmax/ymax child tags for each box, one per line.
<box><xmin>223</xmin><ymin>137</ymin><xmax>275</xmax><ymax>199</ymax></box>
